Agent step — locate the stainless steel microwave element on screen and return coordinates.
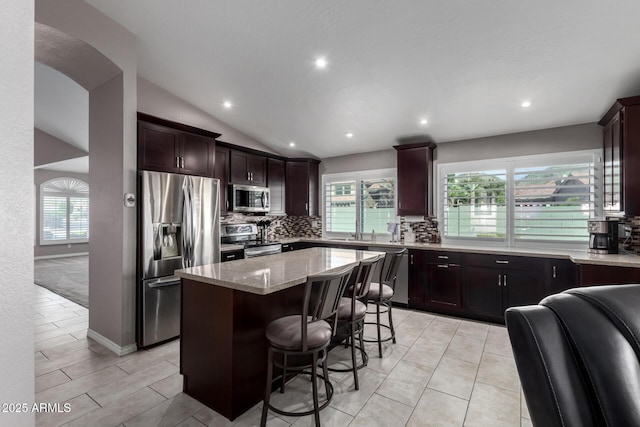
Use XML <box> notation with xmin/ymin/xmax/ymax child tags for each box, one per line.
<box><xmin>230</xmin><ymin>184</ymin><xmax>270</xmax><ymax>213</ymax></box>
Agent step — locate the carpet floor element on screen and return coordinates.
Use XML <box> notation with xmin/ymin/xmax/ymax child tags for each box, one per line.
<box><xmin>34</xmin><ymin>255</ymin><xmax>88</xmax><ymax>308</ymax></box>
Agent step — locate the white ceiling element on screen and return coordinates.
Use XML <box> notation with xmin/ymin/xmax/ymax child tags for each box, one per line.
<box><xmin>84</xmin><ymin>0</ymin><xmax>640</xmax><ymax>158</ymax></box>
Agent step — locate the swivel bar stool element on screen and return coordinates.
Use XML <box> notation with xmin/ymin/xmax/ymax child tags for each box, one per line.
<box><xmin>364</xmin><ymin>248</ymin><xmax>406</xmax><ymax>357</ymax></box>
<box><xmin>330</xmin><ymin>255</ymin><xmax>381</xmax><ymax>390</ymax></box>
<box><xmin>260</xmin><ymin>265</ymin><xmax>354</xmax><ymax>427</ymax></box>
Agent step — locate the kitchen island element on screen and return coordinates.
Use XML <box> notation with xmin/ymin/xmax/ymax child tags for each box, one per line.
<box><xmin>175</xmin><ymin>247</ymin><xmax>384</xmax><ymax>420</ymax></box>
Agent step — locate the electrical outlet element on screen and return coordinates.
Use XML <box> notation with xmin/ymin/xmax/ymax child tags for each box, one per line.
<box><xmin>311</xmin><ymin>220</ymin><xmax>318</xmax><ymax>228</ymax></box>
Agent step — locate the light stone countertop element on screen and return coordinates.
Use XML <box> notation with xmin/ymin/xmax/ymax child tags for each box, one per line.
<box><xmin>176</xmin><ymin>247</ymin><xmax>385</xmax><ymax>295</ymax></box>
<box><xmin>219</xmin><ymin>237</ymin><xmax>640</xmax><ymax>268</ymax></box>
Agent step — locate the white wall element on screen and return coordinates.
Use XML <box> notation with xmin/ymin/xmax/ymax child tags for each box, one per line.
<box><xmin>320</xmin><ymin>123</ymin><xmax>602</xmax><ymax>175</ymax></box>
<box><xmin>0</xmin><ymin>0</ymin><xmax>35</xmax><ymax>425</ymax></box>
<box><xmin>138</xmin><ymin>76</ymin><xmax>281</xmax><ymax>155</ymax></box>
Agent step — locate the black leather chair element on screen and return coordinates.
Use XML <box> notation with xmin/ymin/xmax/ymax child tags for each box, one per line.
<box><xmin>505</xmin><ymin>284</ymin><xmax>640</xmax><ymax>427</ymax></box>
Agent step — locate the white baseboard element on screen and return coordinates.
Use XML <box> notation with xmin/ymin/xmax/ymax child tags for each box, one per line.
<box><xmin>34</xmin><ymin>252</ymin><xmax>89</xmax><ymax>260</ymax></box>
<box><xmin>87</xmin><ymin>328</ymin><xmax>137</xmax><ymax>356</ymax></box>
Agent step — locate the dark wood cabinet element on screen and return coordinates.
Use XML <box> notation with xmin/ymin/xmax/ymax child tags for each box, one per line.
<box><xmin>409</xmin><ymin>250</ymin><xmax>462</xmax><ymax>311</ymax></box>
<box><xmin>394</xmin><ymin>142</ymin><xmax>436</xmax><ymax>216</ymax></box>
<box><xmin>599</xmin><ymin>95</ymin><xmax>640</xmax><ymax>216</ymax></box>
<box><xmin>286</xmin><ymin>159</ymin><xmax>319</xmax><ymax>216</ymax></box>
<box><xmin>213</xmin><ymin>146</ymin><xmax>230</xmax><ymax>214</ymax></box>
<box><xmin>578</xmin><ymin>264</ymin><xmax>640</xmax><ymax>286</ymax></box>
<box><xmin>137</xmin><ymin>114</ymin><xmax>218</xmax><ymax>177</ymax></box>
<box><xmin>408</xmin><ymin>250</ymin><xmax>428</xmax><ymax>308</ymax></box>
<box><xmin>267</xmin><ymin>158</ymin><xmax>286</xmax><ymax>214</ymax></box>
<box><xmin>547</xmin><ymin>259</ymin><xmax>577</xmax><ymax>294</ymax></box>
<box><xmin>230</xmin><ymin>150</ymin><xmax>266</xmax><ymax>185</ymax></box>
<box><xmin>462</xmin><ymin>254</ymin><xmax>546</xmax><ymax>321</ymax></box>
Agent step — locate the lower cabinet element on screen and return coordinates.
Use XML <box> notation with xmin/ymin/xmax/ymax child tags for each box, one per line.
<box><xmin>463</xmin><ymin>254</ymin><xmax>547</xmax><ymax>321</ymax></box>
<box><xmin>578</xmin><ymin>264</ymin><xmax>640</xmax><ymax>286</ymax></box>
<box><xmin>409</xmin><ymin>250</ymin><xmax>462</xmax><ymax>312</ymax></box>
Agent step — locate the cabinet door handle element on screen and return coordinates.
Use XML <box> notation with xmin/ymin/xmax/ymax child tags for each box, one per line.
<box><xmin>503</xmin><ymin>274</ymin><xmax>507</xmax><ymax>287</ymax></box>
<box><xmin>227</xmin><ymin>254</ymin><xmax>236</xmax><ymax>259</ymax></box>
<box><xmin>181</xmin><ymin>157</ymin><xmax>185</xmax><ymax>168</ymax></box>
<box><xmin>449</xmin><ymin>263</ymin><xmax>460</xmax><ymax>267</ymax></box>
<box><xmin>250</xmin><ymin>172</ymin><xmax>253</xmax><ymax>181</ymax></box>
<box><xmin>497</xmin><ymin>274</ymin><xmax>502</xmax><ymax>286</ymax></box>
<box><xmin>437</xmin><ymin>255</ymin><xmax>449</xmax><ymax>259</ymax></box>
<box><xmin>410</xmin><ymin>254</ymin><xmax>414</xmax><ymax>264</ymax></box>
<box><xmin>247</xmin><ymin>172</ymin><xmax>250</xmax><ymax>181</ymax></box>
<box><xmin>398</xmin><ymin>201</ymin><xmax>402</xmax><ymax>209</ymax></box>
<box><xmin>305</xmin><ymin>202</ymin><xmax>308</xmax><ymax>212</ymax></box>
<box><xmin>437</xmin><ymin>264</ymin><xmax>449</xmax><ymax>268</ymax></box>
<box><xmin>176</xmin><ymin>156</ymin><xmax>180</xmax><ymax>168</ymax></box>
<box><xmin>552</xmin><ymin>265</ymin><xmax>557</xmax><ymax>279</ymax></box>
<box><xmin>496</xmin><ymin>260</ymin><xmax>509</xmax><ymax>264</ymax></box>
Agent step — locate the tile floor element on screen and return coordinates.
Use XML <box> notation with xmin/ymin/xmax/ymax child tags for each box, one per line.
<box><xmin>34</xmin><ymin>284</ymin><xmax>531</xmax><ymax>426</ymax></box>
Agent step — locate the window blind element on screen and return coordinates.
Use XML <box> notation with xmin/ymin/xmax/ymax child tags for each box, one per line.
<box><xmin>42</xmin><ymin>196</ymin><xmax>68</xmax><ymax>241</ymax></box>
<box><xmin>442</xmin><ymin>170</ymin><xmax>507</xmax><ymax>239</ymax></box>
<box><xmin>324</xmin><ymin>180</ymin><xmax>356</xmax><ymax>233</ymax></box>
<box><xmin>514</xmin><ymin>163</ymin><xmax>594</xmax><ymax>242</ymax></box>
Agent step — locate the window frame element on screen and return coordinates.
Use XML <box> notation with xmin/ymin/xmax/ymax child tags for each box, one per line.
<box><xmin>322</xmin><ymin>168</ymin><xmax>397</xmax><ymax>240</ymax></box>
<box><xmin>437</xmin><ymin>149</ymin><xmax>602</xmax><ymax>249</ymax></box>
<box><xmin>40</xmin><ymin>178</ymin><xmax>89</xmax><ymax>245</ymax></box>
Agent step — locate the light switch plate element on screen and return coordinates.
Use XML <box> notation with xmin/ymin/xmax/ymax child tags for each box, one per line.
<box><xmin>312</xmin><ymin>220</ymin><xmax>318</xmax><ymax>228</ymax></box>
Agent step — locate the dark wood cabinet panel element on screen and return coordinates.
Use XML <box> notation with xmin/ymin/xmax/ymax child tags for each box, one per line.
<box><xmin>138</xmin><ymin>121</ymin><xmax>181</xmax><ymax>173</ymax></box>
<box><xmin>599</xmin><ymin>96</ymin><xmax>640</xmax><ymax>216</ymax></box>
<box><xmin>578</xmin><ymin>264</ymin><xmax>640</xmax><ymax>286</ymax></box>
<box><xmin>463</xmin><ymin>266</ymin><xmax>503</xmax><ymax>318</ymax></box>
<box><xmin>394</xmin><ymin>142</ymin><xmax>436</xmax><ymax>216</ymax></box>
<box><xmin>547</xmin><ymin>259</ymin><xmax>577</xmax><ymax>295</ymax></box>
<box><xmin>267</xmin><ymin>158</ymin><xmax>286</xmax><ymax>214</ymax></box>
<box><xmin>230</xmin><ymin>151</ymin><xmax>266</xmax><ymax>185</ymax></box>
<box><xmin>408</xmin><ymin>250</ymin><xmax>429</xmax><ymax>309</ymax></box>
<box><xmin>502</xmin><ymin>269</ymin><xmax>546</xmax><ymax>308</ymax></box>
<box><xmin>427</xmin><ymin>263</ymin><xmax>462</xmax><ymax>309</ymax></box>
<box><xmin>286</xmin><ymin>159</ymin><xmax>319</xmax><ymax>216</ymax></box>
<box><xmin>214</xmin><ymin>147</ymin><xmax>229</xmax><ymax>214</ymax></box>
<box><xmin>180</xmin><ymin>132</ymin><xmax>215</xmax><ymax>177</ymax></box>
<box><xmin>137</xmin><ymin>117</ymin><xmax>216</xmax><ymax>177</ymax></box>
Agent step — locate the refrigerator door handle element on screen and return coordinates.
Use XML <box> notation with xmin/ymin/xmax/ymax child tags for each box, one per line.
<box><xmin>182</xmin><ymin>177</ymin><xmax>193</xmax><ymax>268</ymax></box>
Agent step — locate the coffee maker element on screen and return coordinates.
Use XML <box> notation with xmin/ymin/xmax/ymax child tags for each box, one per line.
<box><xmin>588</xmin><ymin>220</ymin><xmax>619</xmax><ymax>254</ymax></box>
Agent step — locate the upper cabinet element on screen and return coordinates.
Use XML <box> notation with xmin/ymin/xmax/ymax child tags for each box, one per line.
<box><xmin>286</xmin><ymin>159</ymin><xmax>319</xmax><ymax>216</ymax></box>
<box><xmin>230</xmin><ymin>150</ymin><xmax>266</xmax><ymax>186</ymax></box>
<box><xmin>213</xmin><ymin>146</ymin><xmax>230</xmax><ymax>214</ymax></box>
<box><xmin>267</xmin><ymin>158</ymin><xmax>286</xmax><ymax>215</ymax></box>
<box><xmin>394</xmin><ymin>142</ymin><xmax>436</xmax><ymax>216</ymax></box>
<box><xmin>599</xmin><ymin>95</ymin><xmax>640</xmax><ymax>217</ymax></box>
<box><xmin>137</xmin><ymin>113</ymin><xmax>219</xmax><ymax>177</ymax></box>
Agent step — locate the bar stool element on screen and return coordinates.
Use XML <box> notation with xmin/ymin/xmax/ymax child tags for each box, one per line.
<box><xmin>260</xmin><ymin>265</ymin><xmax>354</xmax><ymax>427</ymax></box>
<box><xmin>364</xmin><ymin>248</ymin><xmax>407</xmax><ymax>358</ymax></box>
<box><xmin>329</xmin><ymin>255</ymin><xmax>381</xmax><ymax>390</ymax></box>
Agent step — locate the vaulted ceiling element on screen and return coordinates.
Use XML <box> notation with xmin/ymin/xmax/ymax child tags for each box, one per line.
<box><xmin>85</xmin><ymin>0</ymin><xmax>640</xmax><ymax>158</ymax></box>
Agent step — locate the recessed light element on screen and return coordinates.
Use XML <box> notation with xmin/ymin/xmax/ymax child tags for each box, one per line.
<box><xmin>289</xmin><ymin>142</ymin><xmax>296</xmax><ymax>147</ymax></box>
<box><xmin>521</xmin><ymin>100</ymin><xmax>533</xmax><ymax>108</ymax></box>
<box><xmin>419</xmin><ymin>118</ymin><xmax>428</xmax><ymax>126</ymax></box>
<box><xmin>345</xmin><ymin>132</ymin><xmax>354</xmax><ymax>138</ymax></box>
<box><xmin>223</xmin><ymin>101</ymin><xmax>233</xmax><ymax>109</ymax></box>
<box><xmin>314</xmin><ymin>57</ymin><xmax>328</xmax><ymax>69</ymax></box>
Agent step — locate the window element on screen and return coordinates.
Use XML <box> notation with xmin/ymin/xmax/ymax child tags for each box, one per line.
<box><xmin>323</xmin><ymin>169</ymin><xmax>396</xmax><ymax>237</ymax></box>
<box><xmin>40</xmin><ymin>178</ymin><xmax>89</xmax><ymax>245</ymax></box>
<box><xmin>439</xmin><ymin>150</ymin><xmax>600</xmax><ymax>247</ymax></box>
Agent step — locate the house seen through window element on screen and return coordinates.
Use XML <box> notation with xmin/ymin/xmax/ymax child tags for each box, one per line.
<box><xmin>40</xmin><ymin>177</ymin><xmax>89</xmax><ymax>244</ymax></box>
<box><xmin>323</xmin><ymin>169</ymin><xmax>396</xmax><ymax>237</ymax></box>
<box><xmin>439</xmin><ymin>150</ymin><xmax>600</xmax><ymax>246</ymax></box>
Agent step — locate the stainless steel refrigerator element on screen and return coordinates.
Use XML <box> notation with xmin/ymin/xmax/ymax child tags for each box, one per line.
<box><xmin>137</xmin><ymin>170</ymin><xmax>220</xmax><ymax>347</ymax></box>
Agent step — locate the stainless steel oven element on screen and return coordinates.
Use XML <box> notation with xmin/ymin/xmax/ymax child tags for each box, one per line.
<box><xmin>230</xmin><ymin>184</ymin><xmax>270</xmax><ymax>213</ymax></box>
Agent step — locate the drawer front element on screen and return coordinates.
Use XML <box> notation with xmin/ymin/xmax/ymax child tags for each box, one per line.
<box><xmin>221</xmin><ymin>250</ymin><xmax>244</xmax><ymax>262</ymax></box>
<box><xmin>462</xmin><ymin>253</ymin><xmax>545</xmax><ymax>270</ymax></box>
<box><xmin>427</xmin><ymin>251</ymin><xmax>461</xmax><ymax>264</ymax></box>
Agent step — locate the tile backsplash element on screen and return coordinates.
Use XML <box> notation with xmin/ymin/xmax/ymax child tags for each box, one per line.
<box><xmin>221</xmin><ymin>213</ymin><xmax>322</xmax><ymax>240</ymax></box>
<box><xmin>400</xmin><ymin>216</ymin><xmax>441</xmax><ymax>243</ymax></box>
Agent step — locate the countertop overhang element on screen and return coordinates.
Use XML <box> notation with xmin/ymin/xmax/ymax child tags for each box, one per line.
<box><xmin>176</xmin><ymin>247</ymin><xmax>385</xmax><ymax>294</ymax></box>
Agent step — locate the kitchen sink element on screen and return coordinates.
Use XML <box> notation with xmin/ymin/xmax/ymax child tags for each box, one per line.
<box><xmin>328</xmin><ymin>238</ymin><xmax>372</xmax><ymax>242</ymax></box>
